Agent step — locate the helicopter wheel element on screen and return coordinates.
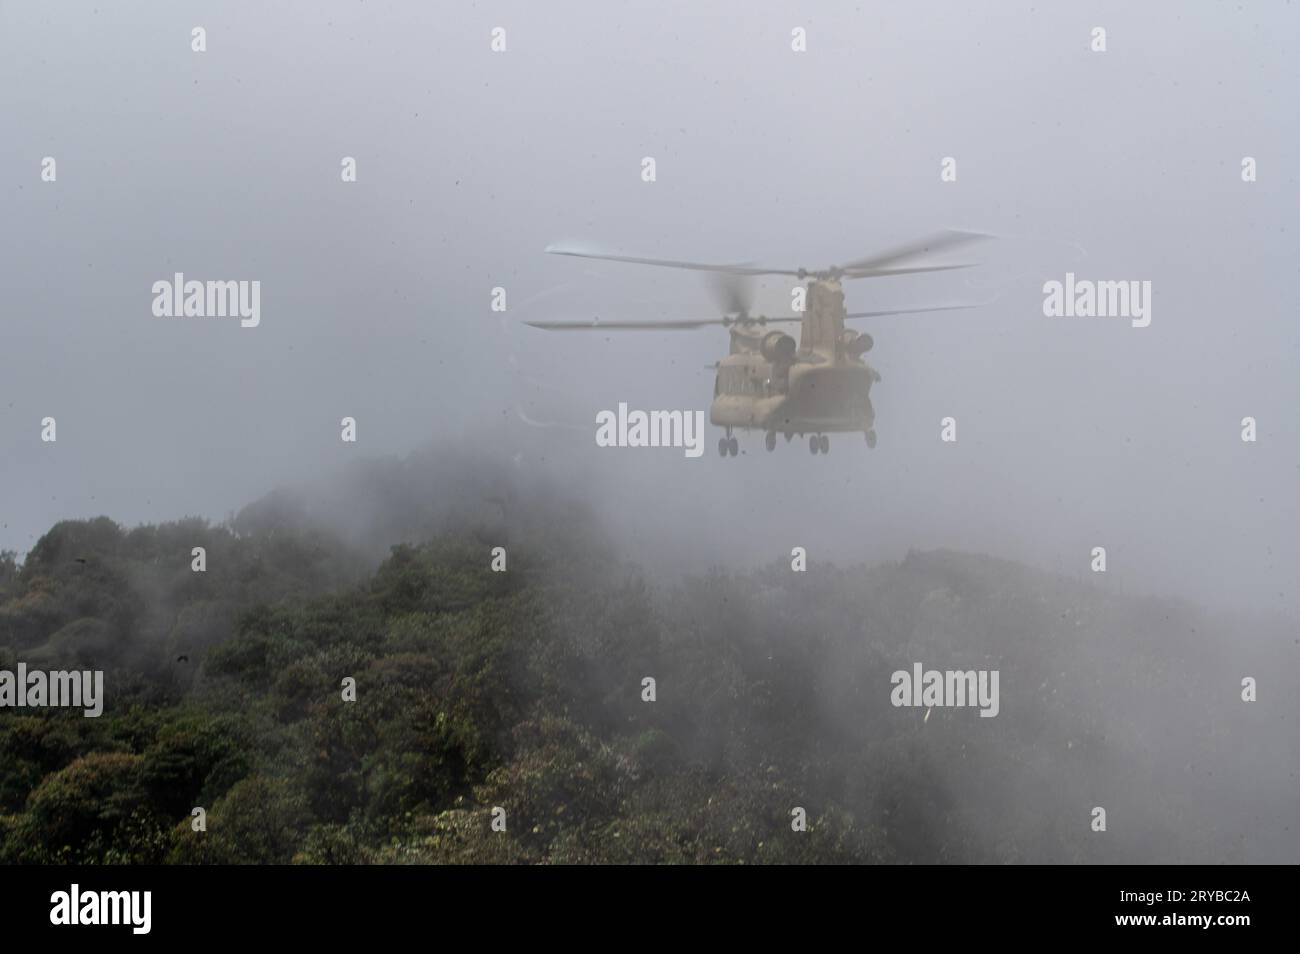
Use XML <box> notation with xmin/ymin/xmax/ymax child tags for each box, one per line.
<box><xmin>809</xmin><ymin>435</ymin><xmax>819</xmax><ymax>455</ymax></box>
<box><xmin>728</xmin><ymin>437</ymin><xmax>739</xmax><ymax>456</ymax></box>
<box><xmin>718</xmin><ymin>437</ymin><xmax>728</xmax><ymax>457</ymax></box>
<box><xmin>866</xmin><ymin>429</ymin><xmax>877</xmax><ymax>449</ymax></box>
<box><xmin>819</xmin><ymin>434</ymin><xmax>830</xmax><ymax>454</ymax></box>
<box><xmin>765</xmin><ymin>431</ymin><xmax>776</xmax><ymax>452</ymax></box>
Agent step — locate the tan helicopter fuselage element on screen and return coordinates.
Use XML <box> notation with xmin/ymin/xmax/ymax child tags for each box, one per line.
<box><xmin>711</xmin><ymin>357</ymin><xmax>876</xmax><ymax>434</ymax></box>
<box><xmin>709</xmin><ymin>280</ymin><xmax>878</xmax><ymax>436</ymax></box>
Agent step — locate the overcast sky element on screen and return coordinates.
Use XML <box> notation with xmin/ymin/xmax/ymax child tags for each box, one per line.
<box><xmin>1</xmin><ymin>1</ymin><xmax>1297</xmax><ymax>616</ymax></box>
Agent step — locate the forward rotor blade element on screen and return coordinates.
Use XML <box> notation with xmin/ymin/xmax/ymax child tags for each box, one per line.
<box><xmin>841</xmin><ymin>229</ymin><xmax>994</xmax><ymax>274</ymax></box>
<box><xmin>706</xmin><ymin>272</ymin><xmax>755</xmax><ymax>316</ymax></box>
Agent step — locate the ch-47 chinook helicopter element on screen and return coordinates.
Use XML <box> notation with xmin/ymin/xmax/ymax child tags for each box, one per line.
<box><xmin>527</xmin><ymin>229</ymin><xmax>992</xmax><ymax>456</ymax></box>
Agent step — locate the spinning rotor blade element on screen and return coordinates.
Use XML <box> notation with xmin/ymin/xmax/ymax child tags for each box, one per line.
<box><xmin>545</xmin><ymin>244</ymin><xmax>784</xmax><ymax>277</ymax></box>
<box><xmin>545</xmin><ymin>228</ymin><xmax>994</xmax><ymax>283</ymax></box>
<box><xmin>842</xmin><ymin>262</ymin><xmax>978</xmax><ymax>278</ymax></box>
<box><xmin>528</xmin><ymin>297</ymin><xmax>988</xmax><ymax>331</ymax></box>
<box><xmin>526</xmin><ymin>317</ymin><xmax>718</xmax><ymax>331</ymax></box>
<box><xmin>758</xmin><ymin>302</ymin><xmax>983</xmax><ymax>324</ymax></box>
<box><xmin>706</xmin><ymin>272</ymin><xmax>755</xmax><ymax>316</ymax></box>
<box><xmin>843</xmin><ymin>301</ymin><xmax>982</xmax><ymax>318</ymax></box>
<box><xmin>840</xmin><ymin>229</ymin><xmax>993</xmax><ymax>277</ymax></box>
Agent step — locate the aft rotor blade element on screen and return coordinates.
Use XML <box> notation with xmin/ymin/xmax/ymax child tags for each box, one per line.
<box><xmin>546</xmin><ymin>244</ymin><xmax>792</xmax><ymax>277</ymax></box>
<box><xmin>843</xmin><ymin>302</ymin><xmax>980</xmax><ymax>318</ymax></box>
<box><xmin>843</xmin><ymin>262</ymin><xmax>981</xmax><ymax>279</ymax></box>
<box><xmin>841</xmin><ymin>229</ymin><xmax>994</xmax><ymax>274</ymax></box>
<box><xmin>526</xmin><ymin>317</ymin><xmax>719</xmax><ymax>331</ymax></box>
<box><xmin>760</xmin><ymin>302</ymin><xmax>980</xmax><ymax>324</ymax></box>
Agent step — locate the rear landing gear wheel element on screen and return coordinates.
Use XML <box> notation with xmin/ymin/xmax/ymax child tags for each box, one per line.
<box><xmin>728</xmin><ymin>437</ymin><xmax>739</xmax><ymax>456</ymax></box>
<box><xmin>809</xmin><ymin>435</ymin><xmax>819</xmax><ymax>455</ymax></box>
<box><xmin>765</xmin><ymin>431</ymin><xmax>776</xmax><ymax>452</ymax></box>
<box><xmin>819</xmin><ymin>434</ymin><xmax>830</xmax><ymax>454</ymax></box>
<box><xmin>718</xmin><ymin>437</ymin><xmax>728</xmax><ymax>457</ymax></box>
<box><xmin>866</xmin><ymin>429</ymin><xmax>877</xmax><ymax>449</ymax></box>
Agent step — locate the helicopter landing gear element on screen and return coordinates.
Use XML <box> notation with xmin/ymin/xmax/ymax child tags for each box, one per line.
<box><xmin>866</xmin><ymin>429</ymin><xmax>877</xmax><ymax>449</ymax></box>
<box><xmin>809</xmin><ymin>434</ymin><xmax>829</xmax><ymax>455</ymax></box>
<box><xmin>765</xmin><ymin>431</ymin><xmax>776</xmax><ymax>452</ymax></box>
<box><xmin>819</xmin><ymin>434</ymin><xmax>830</xmax><ymax>454</ymax></box>
<box><xmin>718</xmin><ymin>436</ymin><xmax>739</xmax><ymax>457</ymax></box>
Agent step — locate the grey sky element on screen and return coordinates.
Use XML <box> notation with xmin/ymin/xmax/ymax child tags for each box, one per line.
<box><xmin>1</xmin><ymin>1</ymin><xmax>1297</xmax><ymax>616</ymax></box>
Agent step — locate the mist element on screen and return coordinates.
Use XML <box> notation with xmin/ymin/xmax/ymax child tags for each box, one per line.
<box><xmin>0</xmin><ymin>1</ymin><xmax>1297</xmax><ymax>866</ymax></box>
<box><xmin>2</xmin><ymin>2</ymin><xmax>1297</xmax><ymax>618</ymax></box>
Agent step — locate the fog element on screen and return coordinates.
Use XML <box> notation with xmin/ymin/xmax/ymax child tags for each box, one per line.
<box><xmin>1</xmin><ymin>2</ymin><xmax>1298</xmax><ymax>868</ymax></box>
<box><xmin>2</xmin><ymin>0</ymin><xmax>1297</xmax><ymax>621</ymax></box>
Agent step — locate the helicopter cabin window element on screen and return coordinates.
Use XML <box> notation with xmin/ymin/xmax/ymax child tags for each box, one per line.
<box><xmin>716</xmin><ymin>366</ymin><xmax>770</xmax><ymax>396</ymax></box>
<box><xmin>722</xmin><ymin>368</ymin><xmax>745</xmax><ymax>396</ymax></box>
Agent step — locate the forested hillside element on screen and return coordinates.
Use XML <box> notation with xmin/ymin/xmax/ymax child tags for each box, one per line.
<box><xmin>0</xmin><ymin>458</ymin><xmax>1294</xmax><ymax>864</ymax></box>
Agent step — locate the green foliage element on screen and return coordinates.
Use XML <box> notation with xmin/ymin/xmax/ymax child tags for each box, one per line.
<box><xmin>0</xmin><ymin>502</ymin><xmax>1285</xmax><ymax>865</ymax></box>
<box><xmin>168</xmin><ymin>775</ymin><xmax>310</xmax><ymax>864</ymax></box>
<box><xmin>6</xmin><ymin>752</ymin><xmax>145</xmax><ymax>863</ymax></box>
<box><xmin>0</xmin><ymin>551</ymin><xmax>18</xmax><ymax>593</ymax></box>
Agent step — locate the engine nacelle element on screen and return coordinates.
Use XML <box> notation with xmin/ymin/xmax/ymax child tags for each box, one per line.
<box><xmin>761</xmin><ymin>331</ymin><xmax>796</xmax><ymax>363</ymax></box>
<box><xmin>842</xmin><ymin>330</ymin><xmax>873</xmax><ymax>357</ymax></box>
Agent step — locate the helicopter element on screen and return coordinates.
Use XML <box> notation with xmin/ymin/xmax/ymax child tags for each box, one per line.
<box><xmin>527</xmin><ymin>229</ymin><xmax>991</xmax><ymax>457</ymax></box>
